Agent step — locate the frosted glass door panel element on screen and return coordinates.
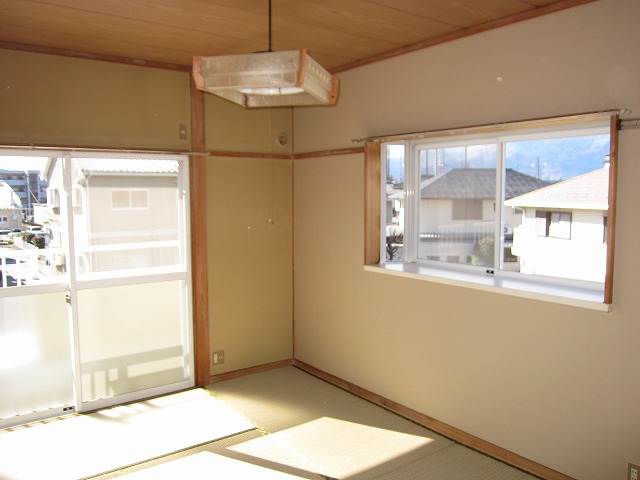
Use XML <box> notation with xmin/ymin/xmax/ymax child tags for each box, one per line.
<box><xmin>0</xmin><ymin>293</ymin><xmax>73</xmax><ymax>419</ymax></box>
<box><xmin>77</xmin><ymin>281</ymin><xmax>188</xmax><ymax>402</ymax></box>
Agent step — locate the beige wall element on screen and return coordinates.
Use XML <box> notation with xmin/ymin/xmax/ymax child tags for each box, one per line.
<box><xmin>205</xmin><ymin>95</ymin><xmax>293</xmax><ymax>155</ymax></box>
<box><xmin>204</xmin><ymin>95</ymin><xmax>294</xmax><ymax>375</ymax></box>
<box><xmin>205</xmin><ymin>155</ymin><xmax>293</xmax><ymax>374</ymax></box>
<box><xmin>293</xmin><ymin>1</ymin><xmax>640</xmax><ymax>479</ymax></box>
<box><xmin>0</xmin><ymin>50</ymin><xmax>191</xmax><ymax>150</ymax></box>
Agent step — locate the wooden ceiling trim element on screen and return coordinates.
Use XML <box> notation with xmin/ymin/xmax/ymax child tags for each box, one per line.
<box><xmin>0</xmin><ymin>40</ymin><xmax>190</xmax><ymax>72</ymax></box>
<box><xmin>331</xmin><ymin>0</ymin><xmax>600</xmax><ymax>73</ymax></box>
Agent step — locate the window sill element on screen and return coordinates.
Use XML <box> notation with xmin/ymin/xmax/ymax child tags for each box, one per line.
<box><xmin>364</xmin><ymin>263</ymin><xmax>610</xmax><ymax>312</ymax></box>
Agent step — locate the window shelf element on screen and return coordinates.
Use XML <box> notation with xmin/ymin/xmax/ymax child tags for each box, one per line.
<box><xmin>365</xmin><ymin>262</ymin><xmax>610</xmax><ymax>312</ymax></box>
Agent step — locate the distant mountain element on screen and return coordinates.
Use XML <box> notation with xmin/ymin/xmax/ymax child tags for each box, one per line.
<box><xmin>386</xmin><ymin>134</ymin><xmax>609</xmax><ymax>183</ymax></box>
<box><xmin>505</xmin><ymin>134</ymin><xmax>610</xmax><ymax>181</ymax></box>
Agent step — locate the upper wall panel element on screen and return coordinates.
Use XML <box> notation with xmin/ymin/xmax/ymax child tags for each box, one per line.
<box><xmin>204</xmin><ymin>94</ymin><xmax>293</xmax><ymax>155</ymax></box>
<box><xmin>0</xmin><ymin>49</ymin><xmax>191</xmax><ymax>150</ymax></box>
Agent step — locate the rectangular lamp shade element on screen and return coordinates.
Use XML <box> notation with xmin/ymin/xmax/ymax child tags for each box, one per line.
<box><xmin>193</xmin><ymin>49</ymin><xmax>339</xmax><ymax>108</ymax></box>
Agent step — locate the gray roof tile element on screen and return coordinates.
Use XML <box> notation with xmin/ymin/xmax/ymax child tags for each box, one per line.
<box><xmin>421</xmin><ymin>168</ymin><xmax>550</xmax><ymax>199</ymax></box>
<box><xmin>76</xmin><ymin>158</ymin><xmax>179</xmax><ymax>175</ymax></box>
<box><xmin>505</xmin><ymin>166</ymin><xmax>609</xmax><ymax>210</ymax></box>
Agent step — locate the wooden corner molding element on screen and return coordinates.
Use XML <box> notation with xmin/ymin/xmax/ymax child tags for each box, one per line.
<box><xmin>209</xmin><ymin>359</ymin><xmax>293</xmax><ymax>384</ymax></box>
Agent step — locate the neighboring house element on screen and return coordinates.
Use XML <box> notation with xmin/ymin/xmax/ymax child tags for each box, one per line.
<box><xmin>385</xmin><ymin>183</ymin><xmax>405</xmax><ymax>229</ymax></box>
<box><xmin>43</xmin><ymin>158</ymin><xmax>181</xmax><ymax>274</ymax></box>
<box><xmin>385</xmin><ymin>183</ymin><xmax>405</xmax><ymax>261</ymax></box>
<box><xmin>0</xmin><ymin>181</ymin><xmax>22</xmax><ymax>230</ymax></box>
<box><xmin>420</xmin><ymin>168</ymin><xmax>550</xmax><ymax>265</ymax></box>
<box><xmin>0</xmin><ymin>169</ymin><xmax>47</xmax><ymax>220</ymax></box>
<box><xmin>505</xmin><ymin>165</ymin><xmax>609</xmax><ymax>283</ymax></box>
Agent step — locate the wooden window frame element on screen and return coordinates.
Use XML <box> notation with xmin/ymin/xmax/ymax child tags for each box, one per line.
<box><xmin>365</xmin><ymin>113</ymin><xmax>620</xmax><ymax>305</ymax></box>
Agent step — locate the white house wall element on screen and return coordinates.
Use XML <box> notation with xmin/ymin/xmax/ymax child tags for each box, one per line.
<box><xmin>514</xmin><ymin>208</ymin><xmax>607</xmax><ymax>282</ymax></box>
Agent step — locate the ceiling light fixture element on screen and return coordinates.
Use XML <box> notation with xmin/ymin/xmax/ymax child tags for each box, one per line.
<box><xmin>192</xmin><ymin>0</ymin><xmax>339</xmax><ymax>108</ymax></box>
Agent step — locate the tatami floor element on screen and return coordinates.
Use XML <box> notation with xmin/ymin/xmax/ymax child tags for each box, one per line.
<box><xmin>93</xmin><ymin>367</ymin><xmax>540</xmax><ymax>479</ymax></box>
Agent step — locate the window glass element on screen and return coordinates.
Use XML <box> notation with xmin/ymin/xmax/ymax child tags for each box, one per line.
<box><xmin>417</xmin><ymin>143</ymin><xmax>498</xmax><ymax>268</ymax></box>
<box><xmin>71</xmin><ymin>158</ymin><xmax>183</xmax><ymax>275</ymax></box>
<box><xmin>384</xmin><ymin>145</ymin><xmax>405</xmax><ymax>262</ymax></box>
<box><xmin>504</xmin><ymin>134</ymin><xmax>609</xmax><ymax>282</ymax></box>
<box><xmin>382</xmin><ymin>123</ymin><xmax>612</xmax><ymax>288</ymax></box>
<box><xmin>0</xmin><ymin>156</ymin><xmax>64</xmax><ymax>289</ymax></box>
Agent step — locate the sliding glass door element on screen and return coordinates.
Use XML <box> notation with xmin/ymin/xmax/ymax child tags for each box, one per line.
<box><xmin>0</xmin><ymin>152</ymin><xmax>193</xmax><ymax>428</ymax></box>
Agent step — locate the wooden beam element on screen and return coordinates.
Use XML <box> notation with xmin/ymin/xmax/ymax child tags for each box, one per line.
<box><xmin>209</xmin><ymin>359</ymin><xmax>293</xmax><ymax>384</ymax></box>
<box><xmin>293</xmin><ymin>147</ymin><xmax>364</xmax><ymax>160</ymax></box>
<box><xmin>604</xmin><ymin>115</ymin><xmax>619</xmax><ymax>305</ymax></box>
<box><xmin>364</xmin><ymin>141</ymin><xmax>381</xmax><ymax>265</ymax></box>
<box><xmin>189</xmin><ymin>77</ymin><xmax>210</xmax><ymax>387</ymax></box>
<box><xmin>0</xmin><ymin>41</ymin><xmax>190</xmax><ymax>72</ymax></box>
<box><xmin>208</xmin><ymin>150</ymin><xmax>291</xmax><ymax>159</ymax></box>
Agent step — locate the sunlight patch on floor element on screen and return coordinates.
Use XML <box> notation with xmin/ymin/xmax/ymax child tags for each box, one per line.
<box><xmin>230</xmin><ymin>416</ymin><xmax>435</xmax><ymax>478</ymax></box>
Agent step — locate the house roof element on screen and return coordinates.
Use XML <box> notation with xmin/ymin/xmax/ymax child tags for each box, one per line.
<box><xmin>76</xmin><ymin>158</ymin><xmax>179</xmax><ymax>176</ymax></box>
<box><xmin>421</xmin><ymin>169</ymin><xmax>550</xmax><ymax>200</ymax></box>
<box><xmin>504</xmin><ymin>166</ymin><xmax>609</xmax><ymax>210</ymax></box>
<box><xmin>386</xmin><ymin>184</ymin><xmax>405</xmax><ymax>200</ymax></box>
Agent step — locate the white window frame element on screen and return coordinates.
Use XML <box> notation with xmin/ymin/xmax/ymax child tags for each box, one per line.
<box><xmin>368</xmin><ymin>116</ymin><xmax>617</xmax><ymax>311</ymax></box>
<box><xmin>0</xmin><ymin>149</ymin><xmax>194</xmax><ymax>426</ymax></box>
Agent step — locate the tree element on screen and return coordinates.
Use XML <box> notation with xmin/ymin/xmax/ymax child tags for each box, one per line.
<box><xmin>31</xmin><ymin>235</ymin><xmax>46</xmax><ymax>249</ymax></box>
<box><xmin>472</xmin><ymin>236</ymin><xmax>494</xmax><ymax>267</ymax></box>
<box><xmin>386</xmin><ymin>231</ymin><xmax>403</xmax><ymax>261</ymax></box>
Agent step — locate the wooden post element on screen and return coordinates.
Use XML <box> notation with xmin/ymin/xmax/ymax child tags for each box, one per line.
<box><xmin>364</xmin><ymin>141</ymin><xmax>381</xmax><ymax>265</ymax></box>
<box><xmin>604</xmin><ymin>114</ymin><xmax>619</xmax><ymax>305</ymax></box>
<box><xmin>189</xmin><ymin>78</ymin><xmax>210</xmax><ymax>386</ymax></box>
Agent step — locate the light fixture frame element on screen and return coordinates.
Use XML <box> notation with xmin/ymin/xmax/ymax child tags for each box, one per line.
<box><xmin>193</xmin><ymin>48</ymin><xmax>339</xmax><ymax>108</ymax></box>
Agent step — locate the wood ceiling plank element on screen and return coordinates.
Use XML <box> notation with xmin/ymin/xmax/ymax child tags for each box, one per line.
<box><xmin>368</xmin><ymin>0</ymin><xmax>535</xmax><ymax>28</ymax></box>
<box><xmin>520</xmin><ymin>0</ymin><xmax>562</xmax><ymax>6</ymax></box>
<box><xmin>0</xmin><ymin>0</ymin><xmax>269</xmax><ymax>64</ymax></box>
<box><xmin>26</xmin><ymin>0</ymin><xmax>267</xmax><ymax>39</ymax></box>
<box><xmin>269</xmin><ymin>18</ymin><xmax>399</xmax><ymax>64</ymax></box>
<box><xmin>273</xmin><ymin>0</ymin><xmax>457</xmax><ymax>46</ymax></box>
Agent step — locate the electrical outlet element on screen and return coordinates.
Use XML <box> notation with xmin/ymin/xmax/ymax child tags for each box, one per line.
<box><xmin>178</xmin><ymin>122</ymin><xmax>187</xmax><ymax>140</ymax></box>
<box><xmin>211</xmin><ymin>350</ymin><xmax>225</xmax><ymax>365</ymax></box>
<box><xmin>629</xmin><ymin>462</ymin><xmax>639</xmax><ymax>480</ymax></box>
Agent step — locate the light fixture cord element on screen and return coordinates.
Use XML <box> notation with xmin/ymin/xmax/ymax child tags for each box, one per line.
<box><xmin>268</xmin><ymin>0</ymin><xmax>273</xmax><ymax>52</ymax></box>
<box><xmin>268</xmin><ymin>108</ymin><xmax>275</xmax><ymax>225</ymax></box>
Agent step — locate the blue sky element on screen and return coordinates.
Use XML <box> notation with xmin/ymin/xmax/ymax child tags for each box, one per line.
<box><xmin>387</xmin><ymin>134</ymin><xmax>610</xmax><ymax>183</ymax></box>
<box><xmin>0</xmin><ymin>156</ymin><xmax>48</xmax><ymax>172</ymax></box>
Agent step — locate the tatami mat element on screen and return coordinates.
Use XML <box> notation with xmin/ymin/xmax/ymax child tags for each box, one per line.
<box><xmin>35</xmin><ymin>367</ymin><xmax>540</xmax><ymax>479</ymax></box>
<box><xmin>116</xmin><ymin>451</ymin><xmax>310</xmax><ymax>479</ymax></box>
<box><xmin>206</xmin><ymin>367</ymin><xmax>539</xmax><ymax>480</ymax></box>
<box><xmin>0</xmin><ymin>388</ymin><xmax>255</xmax><ymax>480</ymax></box>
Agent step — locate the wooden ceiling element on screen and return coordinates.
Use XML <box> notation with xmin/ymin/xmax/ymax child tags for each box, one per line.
<box><xmin>0</xmin><ymin>0</ymin><xmax>596</xmax><ymax>73</ymax></box>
